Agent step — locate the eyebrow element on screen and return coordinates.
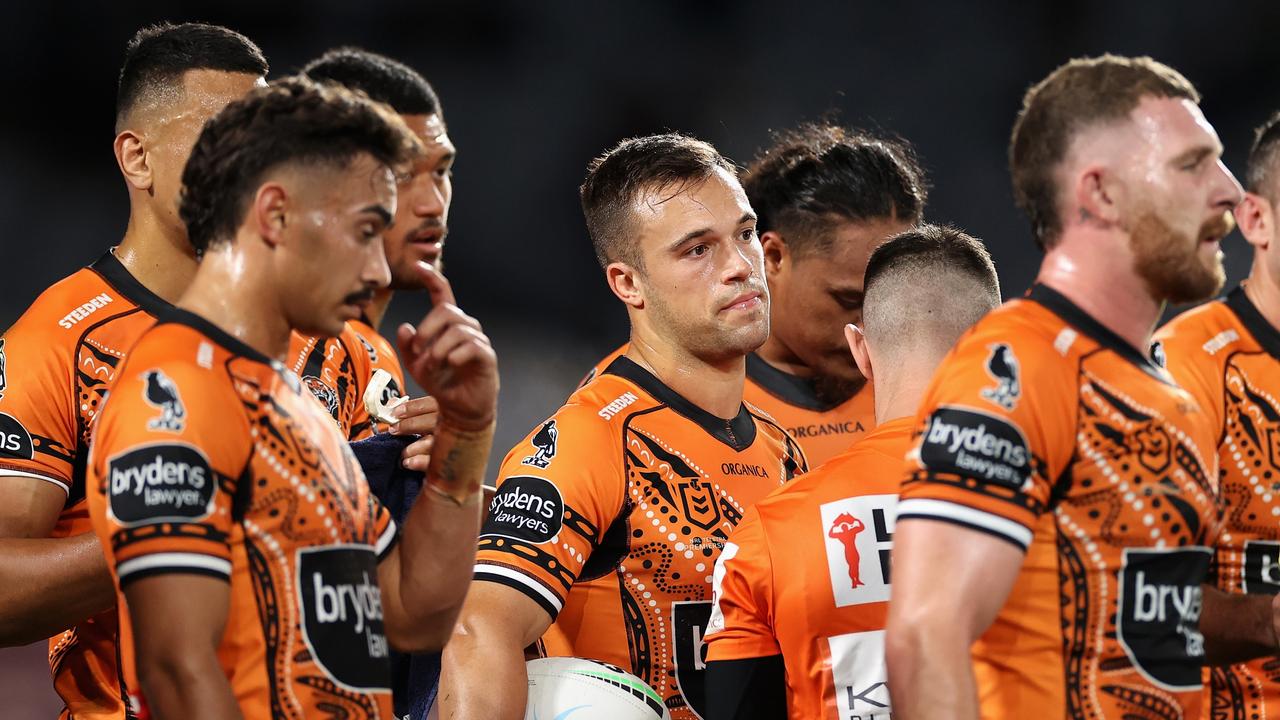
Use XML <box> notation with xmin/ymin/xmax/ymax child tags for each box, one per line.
<box><xmin>1172</xmin><ymin>144</ymin><xmax>1219</xmax><ymax>166</ymax></box>
<box><xmin>361</xmin><ymin>204</ymin><xmax>393</xmax><ymax>225</ymax></box>
<box><xmin>668</xmin><ymin>212</ymin><xmax>758</xmax><ymax>250</ymax></box>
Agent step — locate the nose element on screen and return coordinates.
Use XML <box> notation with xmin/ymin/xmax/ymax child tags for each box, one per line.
<box><xmin>412</xmin><ymin>174</ymin><xmax>448</xmax><ymax>218</ymax></box>
<box><xmin>1212</xmin><ymin>158</ymin><xmax>1245</xmax><ymax>210</ymax></box>
<box><xmin>722</xmin><ymin>239</ymin><xmax>755</xmax><ymax>285</ymax></box>
<box><xmin>365</xmin><ymin>236</ymin><xmax>392</xmax><ymax>290</ymax></box>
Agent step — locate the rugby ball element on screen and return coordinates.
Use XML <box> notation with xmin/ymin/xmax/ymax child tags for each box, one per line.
<box><xmin>525</xmin><ymin>657</ymin><xmax>671</xmax><ymax>720</ymax></box>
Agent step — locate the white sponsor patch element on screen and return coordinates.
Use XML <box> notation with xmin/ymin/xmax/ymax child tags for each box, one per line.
<box><xmin>820</xmin><ymin>494</ymin><xmax>896</xmax><ymax>607</ymax></box>
<box><xmin>828</xmin><ymin>629</ymin><xmax>892</xmax><ymax>718</ymax></box>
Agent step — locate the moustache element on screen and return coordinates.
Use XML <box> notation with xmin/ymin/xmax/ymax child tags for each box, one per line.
<box><xmin>343</xmin><ymin>289</ymin><xmax>376</xmax><ymax>306</ymax></box>
<box><xmin>1199</xmin><ymin>211</ymin><xmax>1235</xmax><ymax>241</ymax></box>
<box><xmin>406</xmin><ymin>219</ymin><xmax>448</xmax><ymax>242</ymax></box>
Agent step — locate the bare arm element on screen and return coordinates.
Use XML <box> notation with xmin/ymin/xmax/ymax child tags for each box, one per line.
<box><xmin>124</xmin><ymin>573</ymin><xmax>242</xmax><ymax>720</ymax></box>
<box><xmin>0</xmin><ymin>476</ymin><xmax>115</xmax><ymax>645</ymax></box>
<box><xmin>1200</xmin><ymin>584</ymin><xmax>1280</xmax><ymax>666</ymax></box>
<box><xmin>885</xmin><ymin>519</ymin><xmax>1024</xmax><ymax>720</ymax></box>
<box><xmin>437</xmin><ymin>582</ymin><xmax>552</xmax><ymax>720</ymax></box>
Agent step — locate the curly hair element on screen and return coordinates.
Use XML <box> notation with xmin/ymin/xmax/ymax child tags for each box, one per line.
<box><xmin>179</xmin><ymin>76</ymin><xmax>423</xmax><ymax>254</ymax></box>
<box><xmin>303</xmin><ymin>46</ymin><xmax>440</xmax><ymax>117</ymax></box>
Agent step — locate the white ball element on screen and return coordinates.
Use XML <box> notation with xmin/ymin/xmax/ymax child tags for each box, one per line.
<box><xmin>525</xmin><ymin>657</ymin><xmax>671</xmax><ymax>720</ymax></box>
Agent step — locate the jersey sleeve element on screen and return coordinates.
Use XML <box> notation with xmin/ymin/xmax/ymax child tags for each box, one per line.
<box><xmin>705</xmin><ymin>507</ymin><xmax>780</xmax><ymax>661</ymax></box>
<box><xmin>474</xmin><ymin>407</ymin><xmax>625</xmax><ymax>619</ymax></box>
<box><xmin>89</xmin><ymin>356</ymin><xmax>251</xmax><ymax>587</ymax></box>
<box><xmin>897</xmin><ymin>319</ymin><xmax>1077</xmax><ymax>551</ymax></box>
<box><xmin>1154</xmin><ymin>322</ymin><xmax>1226</xmax><ymax>441</ymax></box>
<box><xmin>0</xmin><ymin>326</ymin><xmax>78</xmax><ymax>494</ymax></box>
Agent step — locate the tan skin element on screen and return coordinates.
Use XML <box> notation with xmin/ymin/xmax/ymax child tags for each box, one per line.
<box><xmin>129</xmin><ymin>154</ymin><xmax>498</xmax><ymax>720</ymax></box>
<box><xmin>1234</xmin><ymin>186</ymin><xmax>1280</xmax><ymax>330</ymax></box>
<box><xmin>886</xmin><ymin>96</ymin><xmax>1275</xmax><ymax>720</ymax></box>
<box><xmin>0</xmin><ymin>68</ymin><xmax>263</xmax><ymax>646</ymax></box>
<box><xmin>437</xmin><ymin>168</ymin><xmax>768</xmax><ymax>720</ymax></box>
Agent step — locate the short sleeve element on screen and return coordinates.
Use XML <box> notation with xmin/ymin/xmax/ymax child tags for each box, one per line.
<box><xmin>0</xmin><ymin>328</ymin><xmax>77</xmax><ymax>495</ymax></box>
<box><xmin>705</xmin><ymin>507</ymin><xmax>780</xmax><ymax>661</ymax></box>
<box><xmin>89</xmin><ymin>358</ymin><xmax>251</xmax><ymax>587</ymax></box>
<box><xmin>474</xmin><ymin>408</ymin><xmax>625</xmax><ymax>619</ymax></box>
<box><xmin>897</xmin><ymin>319</ymin><xmax>1077</xmax><ymax>551</ymax></box>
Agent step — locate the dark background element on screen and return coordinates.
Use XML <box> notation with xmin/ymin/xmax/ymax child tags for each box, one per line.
<box><xmin>2</xmin><ymin>1</ymin><xmax>1276</xmax><ymax>714</ymax></box>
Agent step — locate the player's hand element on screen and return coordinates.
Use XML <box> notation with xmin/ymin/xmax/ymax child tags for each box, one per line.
<box><xmin>390</xmin><ymin>396</ymin><xmax>440</xmax><ymax>472</ymax></box>
<box><xmin>396</xmin><ymin>262</ymin><xmax>498</xmax><ymax>433</ymax></box>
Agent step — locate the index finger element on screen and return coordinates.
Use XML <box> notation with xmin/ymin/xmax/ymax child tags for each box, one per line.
<box><xmin>413</xmin><ymin>261</ymin><xmax>456</xmax><ymax>307</ymax></box>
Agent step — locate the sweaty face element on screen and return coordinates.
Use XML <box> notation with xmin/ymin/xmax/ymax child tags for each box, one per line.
<box><xmin>1118</xmin><ymin>97</ymin><xmax>1242</xmax><ymax>304</ymax></box>
<box><xmin>143</xmin><ymin>69</ymin><xmax>266</xmax><ymax>245</ymax></box>
<box><xmin>632</xmin><ymin>168</ymin><xmax>769</xmax><ymax>363</ymax></box>
<box><xmin>279</xmin><ymin>154</ymin><xmax>397</xmax><ymax>337</ymax></box>
<box><xmin>384</xmin><ymin>113</ymin><xmax>455</xmax><ymax>289</ymax></box>
<box><xmin>770</xmin><ymin>216</ymin><xmax>911</xmax><ymax>391</ymax></box>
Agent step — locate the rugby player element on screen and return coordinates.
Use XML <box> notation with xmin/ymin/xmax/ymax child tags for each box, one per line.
<box><xmin>1156</xmin><ymin>111</ymin><xmax>1280</xmax><ymax>719</ymax></box>
<box><xmin>886</xmin><ymin>55</ymin><xmax>1277</xmax><ymax>719</ymax></box>
<box><xmin>704</xmin><ymin>224</ymin><xmax>1001</xmax><ymax>719</ymax></box>
<box><xmin>87</xmin><ymin>77</ymin><xmax>496</xmax><ymax>719</ymax></box>
<box><xmin>0</xmin><ymin>23</ymin><xmax>266</xmax><ymax>717</ymax></box>
<box><xmin>439</xmin><ymin>134</ymin><xmax>807</xmax><ymax>720</ymax></box>
<box><xmin>583</xmin><ymin>125</ymin><xmax>926</xmax><ymax>466</ymax></box>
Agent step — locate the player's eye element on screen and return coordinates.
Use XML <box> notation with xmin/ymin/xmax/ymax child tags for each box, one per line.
<box><xmin>739</xmin><ymin>227</ymin><xmax>757</xmax><ymax>243</ymax></box>
<box><xmin>359</xmin><ymin>223</ymin><xmax>379</xmax><ymax>240</ymax></box>
<box><xmin>436</xmin><ymin>166</ymin><xmax>454</xmax><ymax>180</ymax></box>
<box><xmin>687</xmin><ymin>244</ymin><xmax>709</xmax><ymax>257</ymax></box>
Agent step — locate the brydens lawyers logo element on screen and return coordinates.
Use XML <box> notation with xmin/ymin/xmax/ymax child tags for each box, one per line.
<box><xmin>0</xmin><ymin>413</ymin><xmax>33</xmax><ymax>460</ymax></box>
<box><xmin>920</xmin><ymin>406</ymin><xmax>1031</xmax><ymax>490</ymax></box>
<box><xmin>107</xmin><ymin>442</ymin><xmax>215</xmax><ymax>525</ymax></box>
<box><xmin>522</xmin><ymin>420</ymin><xmax>558</xmax><ymax>469</ymax></box>
<box><xmin>482</xmin><ymin>476</ymin><xmax>564</xmax><ymax>544</ymax></box>
<box><xmin>820</xmin><ymin>494</ymin><xmax>896</xmax><ymax>607</ymax></box>
<box><xmin>297</xmin><ymin>545</ymin><xmax>391</xmax><ymax>692</ymax></box>
<box><xmin>142</xmin><ymin>369</ymin><xmax>186</xmax><ymax>433</ymax></box>
<box><xmin>1116</xmin><ymin>546</ymin><xmax>1211</xmax><ymax>691</ymax></box>
<box><xmin>980</xmin><ymin>343</ymin><xmax>1021</xmax><ymax>411</ymax></box>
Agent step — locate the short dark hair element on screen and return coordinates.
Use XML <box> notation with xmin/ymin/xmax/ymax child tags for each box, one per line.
<box><xmin>1010</xmin><ymin>54</ymin><xmax>1199</xmax><ymax>250</ymax></box>
<box><xmin>580</xmin><ymin>133</ymin><xmax>737</xmax><ymax>269</ymax></box>
<box><xmin>116</xmin><ymin>22</ymin><xmax>268</xmax><ymax>130</ymax></box>
<box><xmin>743</xmin><ymin>124</ymin><xmax>926</xmax><ymax>257</ymax></box>
<box><xmin>1246</xmin><ymin>111</ymin><xmax>1280</xmax><ymax>201</ymax></box>
<box><xmin>179</xmin><ymin>76</ymin><xmax>423</xmax><ymax>254</ymax></box>
<box><xmin>863</xmin><ymin>224</ymin><xmax>998</xmax><ymax>301</ymax></box>
<box><xmin>302</xmin><ymin>47</ymin><xmax>440</xmax><ymax>116</ymax></box>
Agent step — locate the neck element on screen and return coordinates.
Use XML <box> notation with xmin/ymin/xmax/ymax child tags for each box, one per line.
<box><xmin>115</xmin><ymin>205</ymin><xmax>199</xmax><ymax>304</ymax></box>
<box><xmin>625</xmin><ymin>326</ymin><xmax>746</xmax><ymax>419</ymax></box>
<box><xmin>363</xmin><ymin>288</ymin><xmax>394</xmax><ymax>330</ymax></box>
<box><xmin>177</xmin><ymin>246</ymin><xmax>292</xmax><ymax>360</ymax></box>
<box><xmin>755</xmin><ymin>332</ymin><xmax>813</xmax><ymax>377</ymax></box>
<box><xmin>1244</xmin><ymin>258</ymin><xmax>1280</xmax><ymax>332</ymax></box>
<box><xmin>871</xmin><ymin>353</ymin><xmax>936</xmax><ymax>425</ymax></box>
<box><xmin>1036</xmin><ymin>234</ymin><xmax>1163</xmax><ymax>353</ymax></box>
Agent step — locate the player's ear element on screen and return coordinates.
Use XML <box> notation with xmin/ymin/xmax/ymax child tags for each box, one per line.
<box><xmin>252</xmin><ymin>183</ymin><xmax>289</xmax><ymax>248</ymax></box>
<box><xmin>1074</xmin><ymin>163</ymin><xmax>1121</xmax><ymax>227</ymax></box>
<box><xmin>1236</xmin><ymin>192</ymin><xmax>1272</xmax><ymax>250</ymax></box>
<box><xmin>606</xmin><ymin>261</ymin><xmax>645</xmax><ymax>309</ymax></box>
<box><xmin>846</xmin><ymin>323</ymin><xmax>873</xmax><ymax>382</ymax></box>
<box><xmin>113</xmin><ymin>130</ymin><xmax>152</xmax><ymax>192</ymax></box>
<box><xmin>760</xmin><ymin>231</ymin><xmax>789</xmax><ymax>278</ymax></box>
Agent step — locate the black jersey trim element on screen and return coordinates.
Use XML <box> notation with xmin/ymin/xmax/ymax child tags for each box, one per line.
<box><xmin>1226</xmin><ymin>285</ymin><xmax>1280</xmax><ymax>360</ymax></box>
<box><xmin>1025</xmin><ymin>283</ymin><xmax>1171</xmax><ymax>384</ymax></box>
<box><xmin>604</xmin><ymin>356</ymin><xmax>757</xmax><ymax>451</ymax></box>
<box><xmin>156</xmin><ymin>307</ymin><xmax>275</xmax><ymax>366</ymax></box>
<box><xmin>89</xmin><ymin>252</ymin><xmax>173</xmax><ymax>318</ymax></box>
<box><xmin>745</xmin><ymin>353</ymin><xmax>848</xmax><ymax>412</ymax></box>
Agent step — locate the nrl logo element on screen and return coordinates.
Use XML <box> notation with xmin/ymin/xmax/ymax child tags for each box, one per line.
<box><xmin>143</xmin><ymin>369</ymin><xmax>186</xmax><ymax>433</ymax></box>
<box><xmin>980</xmin><ymin>343</ymin><xmax>1021</xmax><ymax>411</ymax></box>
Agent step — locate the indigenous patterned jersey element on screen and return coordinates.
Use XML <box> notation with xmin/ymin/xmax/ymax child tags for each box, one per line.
<box><xmin>88</xmin><ymin>309</ymin><xmax>398</xmax><ymax>719</ymax></box>
<box><xmin>1156</xmin><ymin>286</ymin><xmax>1280</xmax><ymax>719</ymax></box>
<box><xmin>705</xmin><ymin>417</ymin><xmax>911</xmax><ymax>719</ymax></box>
<box><xmin>0</xmin><ymin>252</ymin><xmax>168</xmax><ymax>719</ymax></box>
<box><xmin>584</xmin><ymin>345</ymin><xmax>872</xmax><ymax>466</ymax></box>
<box><xmin>898</xmin><ymin>284</ymin><xmax>1221</xmax><ymax>719</ymax></box>
<box><xmin>477</xmin><ymin>356</ymin><xmax>808</xmax><ymax>720</ymax></box>
<box><xmin>287</xmin><ymin>316</ymin><xmax>404</xmax><ymax>441</ymax></box>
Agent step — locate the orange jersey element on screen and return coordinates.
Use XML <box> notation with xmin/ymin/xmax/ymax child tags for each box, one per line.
<box><xmin>477</xmin><ymin>356</ymin><xmax>808</xmax><ymax>720</ymax></box>
<box><xmin>87</xmin><ymin>309</ymin><xmax>398</xmax><ymax>719</ymax></box>
<box><xmin>584</xmin><ymin>345</ymin><xmax>873</xmax><ymax>466</ymax></box>
<box><xmin>1156</xmin><ymin>286</ymin><xmax>1280</xmax><ymax>719</ymax></box>
<box><xmin>0</xmin><ymin>252</ymin><xmax>170</xmax><ymax>719</ymax></box>
<box><xmin>705</xmin><ymin>416</ymin><xmax>911</xmax><ymax>719</ymax></box>
<box><xmin>899</xmin><ymin>284</ymin><xmax>1221</xmax><ymax>719</ymax></box>
<box><xmin>286</xmin><ymin>317</ymin><xmax>405</xmax><ymax>441</ymax></box>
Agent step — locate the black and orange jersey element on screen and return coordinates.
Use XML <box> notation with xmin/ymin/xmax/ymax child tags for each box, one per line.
<box><xmin>898</xmin><ymin>284</ymin><xmax>1221</xmax><ymax>719</ymax></box>
<box><xmin>286</xmin><ymin>317</ymin><xmax>405</xmax><ymax>441</ymax></box>
<box><xmin>477</xmin><ymin>356</ymin><xmax>808</xmax><ymax>720</ymax></box>
<box><xmin>0</xmin><ymin>252</ymin><xmax>169</xmax><ymax>719</ymax></box>
<box><xmin>1156</xmin><ymin>285</ymin><xmax>1280</xmax><ymax>719</ymax></box>
<box><xmin>584</xmin><ymin>345</ymin><xmax>873</xmax><ymax>466</ymax></box>
<box><xmin>705</xmin><ymin>416</ymin><xmax>911</xmax><ymax>719</ymax></box>
<box><xmin>87</xmin><ymin>309</ymin><xmax>397</xmax><ymax>719</ymax></box>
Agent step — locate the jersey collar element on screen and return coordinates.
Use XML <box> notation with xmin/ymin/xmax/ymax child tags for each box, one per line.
<box><xmin>1225</xmin><ymin>285</ymin><xmax>1280</xmax><ymax>360</ymax></box>
<box><xmin>89</xmin><ymin>251</ymin><xmax>172</xmax><ymax>318</ymax></box>
<box><xmin>604</xmin><ymin>355</ymin><xmax>758</xmax><ymax>451</ymax></box>
<box><xmin>745</xmin><ymin>352</ymin><xmax>848</xmax><ymax>412</ymax></box>
<box><xmin>158</xmin><ymin>306</ymin><xmax>275</xmax><ymax>366</ymax></box>
<box><xmin>1025</xmin><ymin>283</ymin><xmax>1170</xmax><ymax>384</ymax></box>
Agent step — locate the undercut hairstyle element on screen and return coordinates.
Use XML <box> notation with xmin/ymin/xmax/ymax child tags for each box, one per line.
<box><xmin>1245</xmin><ymin>111</ymin><xmax>1280</xmax><ymax>201</ymax></box>
<box><xmin>743</xmin><ymin>124</ymin><xmax>927</xmax><ymax>258</ymax></box>
<box><xmin>115</xmin><ymin>22</ymin><xmax>268</xmax><ymax>131</ymax></box>
<box><xmin>580</xmin><ymin>133</ymin><xmax>738</xmax><ymax>269</ymax></box>
<box><xmin>861</xmin><ymin>224</ymin><xmax>1001</xmax><ymax>359</ymax></box>
<box><xmin>179</xmin><ymin>76</ymin><xmax>423</xmax><ymax>255</ymax></box>
<box><xmin>302</xmin><ymin>47</ymin><xmax>441</xmax><ymax>117</ymax></box>
<box><xmin>1010</xmin><ymin>54</ymin><xmax>1199</xmax><ymax>250</ymax></box>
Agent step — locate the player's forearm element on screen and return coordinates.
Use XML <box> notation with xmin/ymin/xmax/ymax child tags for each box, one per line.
<box><xmin>1200</xmin><ymin>584</ymin><xmax>1279</xmax><ymax>666</ymax></box>
<box><xmin>0</xmin><ymin>532</ymin><xmax>115</xmax><ymax>645</ymax></box>
<box><xmin>437</xmin><ymin>621</ymin><xmax>529</xmax><ymax>720</ymax></box>
<box><xmin>886</xmin><ymin>619</ymin><xmax>979</xmax><ymax>720</ymax></box>
<box><xmin>137</xmin><ymin>649</ymin><xmax>243</xmax><ymax>720</ymax></box>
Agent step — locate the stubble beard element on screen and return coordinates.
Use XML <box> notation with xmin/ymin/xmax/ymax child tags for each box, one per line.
<box><xmin>1128</xmin><ymin>211</ymin><xmax>1228</xmax><ymax>305</ymax></box>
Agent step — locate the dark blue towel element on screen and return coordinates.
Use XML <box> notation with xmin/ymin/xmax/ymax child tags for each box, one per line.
<box><xmin>350</xmin><ymin>433</ymin><xmax>441</xmax><ymax>720</ymax></box>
